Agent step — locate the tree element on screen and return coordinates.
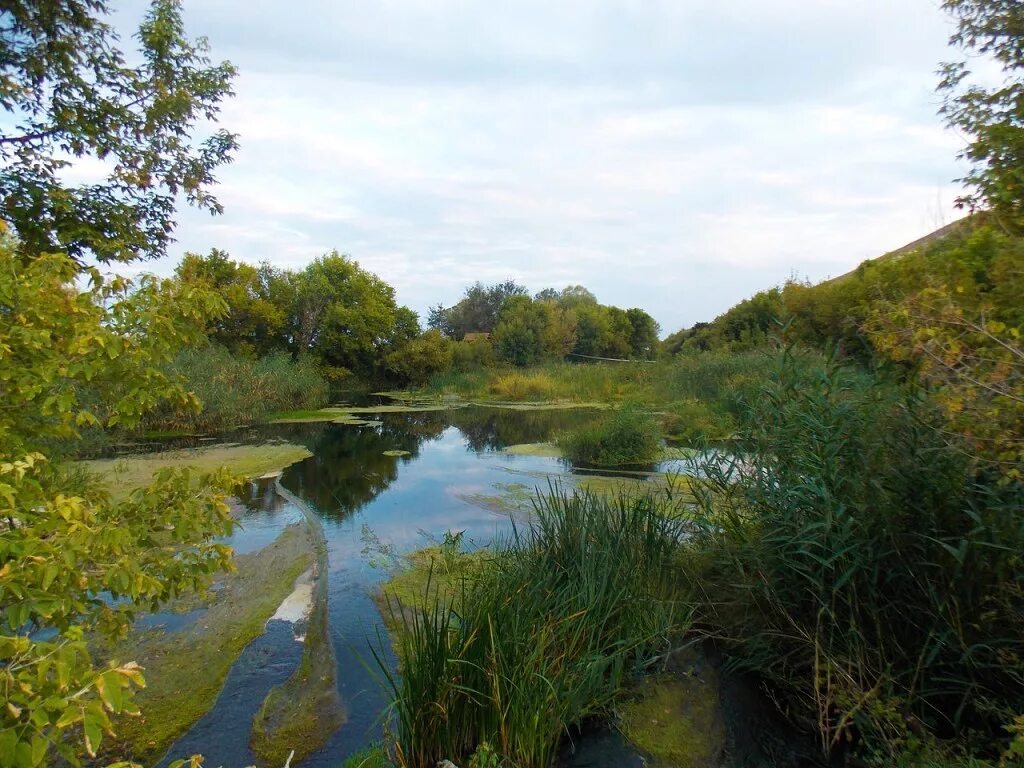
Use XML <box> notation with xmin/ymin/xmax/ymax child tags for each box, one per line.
<box><xmin>290</xmin><ymin>252</ymin><xmax>413</xmax><ymax>378</ymax></box>
<box><xmin>429</xmin><ymin>280</ymin><xmax>528</xmax><ymax>339</ymax></box>
<box><xmin>0</xmin><ymin>0</ymin><xmax>238</xmax><ymax>263</ymax></box>
<box><xmin>383</xmin><ymin>329</ymin><xmax>453</xmax><ymax>385</ymax></box>
<box><xmin>625</xmin><ymin>308</ymin><xmax>660</xmax><ymax>359</ymax></box>
<box><xmin>0</xmin><ymin>2</ymin><xmax>237</xmax><ymax>764</ymax></box>
<box><xmin>0</xmin><ymin>236</ymin><xmax>234</xmax><ymax>765</ymax></box>
<box><xmin>176</xmin><ymin>250</ymin><xmax>288</xmax><ymax>356</ymax></box>
<box><xmin>939</xmin><ymin>0</ymin><xmax>1024</xmax><ymax>227</ymax></box>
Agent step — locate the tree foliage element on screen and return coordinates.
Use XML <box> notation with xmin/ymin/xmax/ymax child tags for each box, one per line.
<box><xmin>0</xmin><ymin>237</ymin><xmax>235</xmax><ymax>765</ymax></box>
<box><xmin>0</xmin><ymin>0</ymin><xmax>238</xmax><ymax>263</ymax></box>
<box><xmin>0</xmin><ymin>2</ymin><xmax>238</xmax><ymax>764</ymax></box>
<box><xmin>939</xmin><ymin>0</ymin><xmax>1024</xmax><ymax>227</ymax></box>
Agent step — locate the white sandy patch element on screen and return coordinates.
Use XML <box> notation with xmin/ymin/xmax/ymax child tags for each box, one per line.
<box><xmin>269</xmin><ymin>566</ymin><xmax>315</xmax><ymax>624</ymax></box>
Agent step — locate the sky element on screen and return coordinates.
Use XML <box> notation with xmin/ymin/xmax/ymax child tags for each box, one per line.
<box><xmin>115</xmin><ymin>0</ymin><xmax>966</xmax><ymax>334</ymax></box>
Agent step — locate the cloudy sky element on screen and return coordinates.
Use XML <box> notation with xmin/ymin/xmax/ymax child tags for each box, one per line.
<box><xmin>117</xmin><ymin>0</ymin><xmax>965</xmax><ymax>334</ymax></box>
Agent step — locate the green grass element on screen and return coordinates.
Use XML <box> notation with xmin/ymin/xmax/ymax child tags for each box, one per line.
<box><xmin>556</xmin><ymin>405</ymin><xmax>663</xmax><ymax>465</ymax></box>
<box><xmin>376</xmin><ymin>485</ymin><xmax>690</xmax><ymax>768</ymax></box>
<box><xmin>341</xmin><ymin>745</ymin><xmax>396</xmax><ymax>768</ymax></box>
<box><xmin>98</xmin><ymin>524</ymin><xmax>315</xmax><ymax>765</ymax></box>
<box><xmin>143</xmin><ymin>346</ymin><xmax>330</xmax><ymax>432</ymax></box>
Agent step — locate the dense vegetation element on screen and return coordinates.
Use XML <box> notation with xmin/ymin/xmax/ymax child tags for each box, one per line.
<box><xmin>684</xmin><ymin>353</ymin><xmax>1024</xmax><ymax>764</ymax></box>
<box><xmin>1</xmin><ymin>0</ymin><xmax>1022</xmax><ymax>766</ymax></box>
<box><xmin>378</xmin><ymin>488</ymin><xmax>687</xmax><ymax>768</ymax></box>
<box><xmin>1</xmin><ymin>2</ymin><xmax>240</xmax><ymax>764</ymax></box>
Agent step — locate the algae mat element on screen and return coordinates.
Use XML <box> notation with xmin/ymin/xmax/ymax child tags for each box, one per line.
<box><xmin>81</xmin><ymin>443</ymin><xmax>312</xmax><ymax>501</ymax></box>
<box><xmin>97</xmin><ymin>523</ymin><xmax>316</xmax><ymax>765</ymax></box>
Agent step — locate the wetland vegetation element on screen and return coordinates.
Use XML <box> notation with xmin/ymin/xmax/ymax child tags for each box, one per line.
<box><xmin>2</xmin><ymin>1</ymin><xmax>1023</xmax><ymax>768</ymax></box>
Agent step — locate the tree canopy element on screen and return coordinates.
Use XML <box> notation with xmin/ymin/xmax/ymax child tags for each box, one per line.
<box><xmin>0</xmin><ymin>2</ymin><xmax>238</xmax><ymax>764</ymax></box>
<box><xmin>939</xmin><ymin>0</ymin><xmax>1024</xmax><ymax>227</ymax></box>
<box><xmin>0</xmin><ymin>0</ymin><xmax>237</xmax><ymax>263</ymax></box>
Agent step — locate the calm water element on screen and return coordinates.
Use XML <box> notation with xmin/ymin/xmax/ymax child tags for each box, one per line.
<box><xmin>159</xmin><ymin>405</ymin><xmax>632</xmax><ymax>767</ymax></box>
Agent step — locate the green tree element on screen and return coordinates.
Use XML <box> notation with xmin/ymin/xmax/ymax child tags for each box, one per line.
<box><xmin>176</xmin><ymin>250</ymin><xmax>288</xmax><ymax>356</ymax></box>
<box><xmin>0</xmin><ymin>237</ymin><xmax>235</xmax><ymax>765</ymax></box>
<box><xmin>428</xmin><ymin>280</ymin><xmax>528</xmax><ymax>339</ymax></box>
<box><xmin>0</xmin><ymin>0</ymin><xmax>237</xmax><ymax>263</ymax></box>
<box><xmin>0</xmin><ymin>2</ymin><xmax>238</xmax><ymax>764</ymax></box>
<box><xmin>939</xmin><ymin>0</ymin><xmax>1024</xmax><ymax>226</ymax></box>
<box><xmin>383</xmin><ymin>329</ymin><xmax>453</xmax><ymax>385</ymax></box>
<box><xmin>625</xmin><ymin>308</ymin><xmax>660</xmax><ymax>359</ymax></box>
<box><xmin>291</xmin><ymin>252</ymin><xmax>413</xmax><ymax>378</ymax></box>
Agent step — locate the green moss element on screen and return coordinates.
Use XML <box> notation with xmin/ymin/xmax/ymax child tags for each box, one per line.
<box><xmin>99</xmin><ymin>524</ymin><xmax>315</xmax><ymax>765</ymax></box>
<box><xmin>477</xmin><ymin>400</ymin><xmax>610</xmax><ymax>411</ymax></box>
<box><xmin>341</xmin><ymin>745</ymin><xmax>396</xmax><ymax>768</ymax></box>
<box><xmin>81</xmin><ymin>443</ymin><xmax>312</xmax><ymax>501</ymax></box>
<box><xmin>618</xmin><ymin>672</ymin><xmax>726</xmax><ymax>768</ymax></box>
<box><xmin>502</xmin><ymin>442</ymin><xmax>563</xmax><ymax>457</ymax></box>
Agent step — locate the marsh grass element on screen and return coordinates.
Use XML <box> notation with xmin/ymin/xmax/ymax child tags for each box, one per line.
<box><xmin>682</xmin><ymin>351</ymin><xmax>1024</xmax><ymax>761</ymax></box>
<box><xmin>556</xmin><ymin>405</ymin><xmax>663</xmax><ymax>465</ymax></box>
<box><xmin>144</xmin><ymin>345</ymin><xmax>329</xmax><ymax>432</ymax></box>
<box><xmin>375</xmin><ymin>486</ymin><xmax>690</xmax><ymax>768</ymax></box>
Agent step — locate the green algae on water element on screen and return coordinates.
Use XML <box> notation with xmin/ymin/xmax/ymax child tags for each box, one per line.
<box><xmin>251</xmin><ymin>484</ymin><xmax>346</xmax><ymax>766</ymax></box>
<box><xmin>81</xmin><ymin>442</ymin><xmax>312</xmax><ymax>501</ymax></box>
<box><xmin>97</xmin><ymin>524</ymin><xmax>316</xmax><ymax>765</ymax></box>
<box><xmin>618</xmin><ymin>671</ymin><xmax>726</xmax><ymax>768</ymax></box>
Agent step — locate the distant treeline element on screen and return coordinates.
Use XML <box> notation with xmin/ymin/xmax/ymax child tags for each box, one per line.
<box><xmin>173</xmin><ymin>251</ymin><xmax>660</xmax><ymax>386</ymax></box>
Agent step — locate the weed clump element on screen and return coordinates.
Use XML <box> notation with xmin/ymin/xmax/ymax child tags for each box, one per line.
<box><xmin>557</xmin><ymin>405</ymin><xmax>662</xmax><ymax>465</ymax></box>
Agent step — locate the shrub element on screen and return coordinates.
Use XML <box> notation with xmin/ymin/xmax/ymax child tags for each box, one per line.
<box><xmin>557</xmin><ymin>405</ymin><xmax>662</xmax><ymax>465</ymax></box>
<box><xmin>383</xmin><ymin>330</ymin><xmax>454</xmax><ymax>386</ymax></box>
<box><xmin>377</xmin><ymin>487</ymin><xmax>688</xmax><ymax>768</ymax></box>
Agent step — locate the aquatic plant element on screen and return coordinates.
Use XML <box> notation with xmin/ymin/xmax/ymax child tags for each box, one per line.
<box><xmin>556</xmin><ymin>405</ymin><xmax>662</xmax><ymax>465</ymax></box>
<box><xmin>376</xmin><ymin>485</ymin><xmax>689</xmax><ymax>768</ymax></box>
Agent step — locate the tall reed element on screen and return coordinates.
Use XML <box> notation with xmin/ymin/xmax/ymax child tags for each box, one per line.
<box><xmin>683</xmin><ymin>351</ymin><xmax>1024</xmax><ymax>760</ymax></box>
<box><xmin>377</xmin><ymin>487</ymin><xmax>689</xmax><ymax>768</ymax></box>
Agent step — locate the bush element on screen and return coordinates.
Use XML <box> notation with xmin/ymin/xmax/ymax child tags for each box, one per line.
<box><xmin>383</xmin><ymin>330</ymin><xmax>453</xmax><ymax>386</ymax></box>
<box><xmin>557</xmin><ymin>405</ymin><xmax>662</xmax><ymax>465</ymax></box>
<box><xmin>451</xmin><ymin>338</ymin><xmax>496</xmax><ymax>371</ymax></box>
<box><xmin>378</xmin><ymin>487</ymin><xmax>687</xmax><ymax>768</ymax></box>
<box><xmin>683</xmin><ymin>352</ymin><xmax>1024</xmax><ymax>760</ymax></box>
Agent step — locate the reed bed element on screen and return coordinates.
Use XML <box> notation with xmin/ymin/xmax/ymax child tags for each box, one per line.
<box><xmin>376</xmin><ymin>487</ymin><xmax>690</xmax><ymax>768</ymax></box>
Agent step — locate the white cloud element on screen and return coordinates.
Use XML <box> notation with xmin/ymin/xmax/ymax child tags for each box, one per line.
<box><xmin>114</xmin><ymin>0</ymin><xmax>967</xmax><ymax>333</ymax></box>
